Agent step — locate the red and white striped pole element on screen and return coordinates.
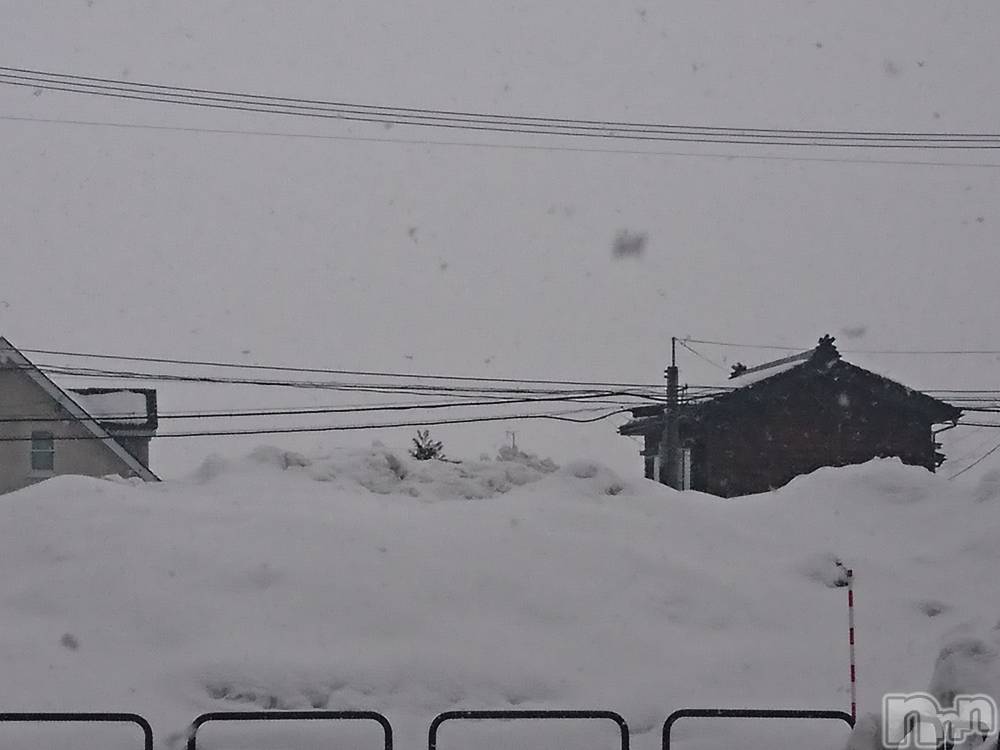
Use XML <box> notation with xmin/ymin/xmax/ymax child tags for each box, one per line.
<box><xmin>847</xmin><ymin>567</ymin><xmax>857</xmax><ymax>723</ymax></box>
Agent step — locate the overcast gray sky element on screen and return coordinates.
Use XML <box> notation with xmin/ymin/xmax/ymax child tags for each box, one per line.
<box><xmin>2</xmin><ymin>2</ymin><xmax>998</xmax><ymax>477</ymax></box>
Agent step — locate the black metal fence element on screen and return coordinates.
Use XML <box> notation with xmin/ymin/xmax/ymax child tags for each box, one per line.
<box><xmin>662</xmin><ymin>708</ymin><xmax>855</xmax><ymax>750</ymax></box>
<box><xmin>429</xmin><ymin>710</ymin><xmax>630</xmax><ymax>750</ymax></box>
<box><xmin>185</xmin><ymin>710</ymin><xmax>393</xmax><ymax>750</ymax></box>
<box><xmin>0</xmin><ymin>712</ymin><xmax>154</xmax><ymax>750</ymax></box>
<box><xmin>0</xmin><ymin>706</ymin><xmax>857</xmax><ymax>748</ymax></box>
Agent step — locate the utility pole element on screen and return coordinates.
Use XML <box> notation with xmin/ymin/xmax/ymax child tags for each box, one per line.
<box><xmin>658</xmin><ymin>337</ymin><xmax>681</xmax><ymax>488</ymax></box>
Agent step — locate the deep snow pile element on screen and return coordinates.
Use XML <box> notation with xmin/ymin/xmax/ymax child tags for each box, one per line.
<box><xmin>1</xmin><ymin>445</ymin><xmax>998</xmax><ymax>749</ymax></box>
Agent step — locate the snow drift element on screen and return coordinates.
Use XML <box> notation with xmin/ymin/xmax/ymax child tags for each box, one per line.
<box><xmin>0</xmin><ymin>445</ymin><xmax>996</xmax><ymax>749</ymax></box>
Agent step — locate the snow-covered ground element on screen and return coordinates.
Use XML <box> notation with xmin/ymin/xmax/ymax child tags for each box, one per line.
<box><xmin>1</xmin><ymin>447</ymin><xmax>997</xmax><ymax>749</ymax></box>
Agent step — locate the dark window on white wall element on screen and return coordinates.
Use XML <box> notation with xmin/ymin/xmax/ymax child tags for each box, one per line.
<box><xmin>31</xmin><ymin>431</ymin><xmax>54</xmax><ymax>471</ymax></box>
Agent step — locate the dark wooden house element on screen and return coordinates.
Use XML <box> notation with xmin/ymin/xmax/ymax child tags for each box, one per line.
<box><xmin>619</xmin><ymin>336</ymin><xmax>961</xmax><ymax>497</ymax></box>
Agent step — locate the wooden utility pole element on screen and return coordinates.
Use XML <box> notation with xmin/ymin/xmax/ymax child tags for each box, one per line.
<box><xmin>658</xmin><ymin>337</ymin><xmax>681</xmax><ymax>488</ymax></box>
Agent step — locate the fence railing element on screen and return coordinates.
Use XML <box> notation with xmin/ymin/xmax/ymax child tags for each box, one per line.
<box><xmin>662</xmin><ymin>708</ymin><xmax>856</xmax><ymax>750</ymax></box>
<box><xmin>0</xmin><ymin>706</ymin><xmax>857</xmax><ymax>748</ymax></box>
<box><xmin>428</xmin><ymin>710</ymin><xmax>630</xmax><ymax>750</ymax></box>
<box><xmin>0</xmin><ymin>712</ymin><xmax>154</xmax><ymax>750</ymax></box>
<box><xmin>185</xmin><ymin>710</ymin><xmax>393</xmax><ymax>750</ymax></box>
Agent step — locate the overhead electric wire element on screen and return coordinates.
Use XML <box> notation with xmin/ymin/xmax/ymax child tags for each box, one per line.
<box><xmin>948</xmin><ymin>437</ymin><xmax>1000</xmax><ymax>479</ymax></box>
<box><xmin>941</xmin><ymin>428</ymin><xmax>1000</xmax><ymax>480</ymax></box>
<box><xmin>0</xmin><ymin>405</ymin><xmax>632</xmax><ymax>441</ymax></box>
<box><xmin>4</xmin><ymin>66</ymin><xmax>1000</xmax><ymax>148</ymax></box>
<box><xmin>35</xmin><ymin>365</ymin><xmax>678</xmax><ymax>405</ymax></box>
<box><xmin>683</xmin><ymin>338</ymin><xmax>820</xmax><ymax>352</ymax></box>
<box><xmin>0</xmin><ymin>398</ymin><xmax>464</xmax><ymax>420</ymax></box>
<box><xmin>20</xmin><ymin>345</ymin><xmax>668</xmax><ymax>390</ymax></box>
<box><xmin>25</xmin><ymin>361</ymin><xmax>730</xmax><ymax>409</ymax></box>
<box><xmin>23</xmin><ymin>353</ymin><xmax>995</xmax><ymax>413</ymax></box>
<box><xmin>7</xmin><ymin>64</ymin><xmax>999</xmax><ymax>139</ymax></box>
<box><xmin>676</xmin><ymin>340</ymin><xmax>728</xmax><ymax>372</ymax></box>
<box><xmin>0</xmin><ymin>392</ymin><xmax>652</xmax><ymax>424</ymax></box>
<box><xmin>34</xmin><ymin>362</ymin><xmax>629</xmax><ymax>396</ymax></box>
<box><xmin>5</xmin><ymin>114</ymin><xmax>1000</xmax><ymax>170</ymax></box>
<box><xmin>17</xmin><ymin>351</ymin><xmax>733</xmax><ymax>403</ymax></box>
<box><xmin>14</xmin><ymin>343</ymin><xmax>1000</xmax><ymax>432</ymax></box>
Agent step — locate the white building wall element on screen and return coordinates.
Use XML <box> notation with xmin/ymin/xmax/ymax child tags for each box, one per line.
<box><xmin>0</xmin><ymin>367</ymin><xmax>145</xmax><ymax>494</ymax></box>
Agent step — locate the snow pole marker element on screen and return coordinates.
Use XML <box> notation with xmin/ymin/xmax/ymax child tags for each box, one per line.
<box><xmin>847</xmin><ymin>567</ymin><xmax>857</xmax><ymax>723</ymax></box>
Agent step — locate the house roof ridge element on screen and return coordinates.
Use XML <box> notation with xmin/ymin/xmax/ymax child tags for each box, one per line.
<box><xmin>729</xmin><ymin>349</ymin><xmax>813</xmax><ymax>380</ymax></box>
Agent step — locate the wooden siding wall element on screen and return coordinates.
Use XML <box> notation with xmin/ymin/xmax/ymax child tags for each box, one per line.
<box><xmin>695</xmin><ymin>375</ymin><xmax>938</xmax><ymax>497</ymax></box>
<box><xmin>0</xmin><ymin>367</ymin><xmax>147</xmax><ymax>494</ymax></box>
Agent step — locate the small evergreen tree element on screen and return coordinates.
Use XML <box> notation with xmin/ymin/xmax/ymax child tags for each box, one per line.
<box><xmin>409</xmin><ymin>429</ymin><xmax>445</xmax><ymax>461</ymax></box>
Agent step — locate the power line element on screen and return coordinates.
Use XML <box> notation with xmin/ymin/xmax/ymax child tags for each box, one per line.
<box><xmin>7</xmin><ymin>357</ymin><xmax>733</xmax><ymax>407</ymax></box>
<box><xmin>36</xmin><ymin>365</ymin><xmax>673</xmax><ymax>404</ymax></box>
<box><xmin>945</xmin><ymin>425</ymin><xmax>995</xmax><ymax>452</ymax></box>
<box><xmin>948</xmin><ymin>437</ymin><xmax>1000</xmax><ymax>479</ymax></box>
<box><xmin>0</xmin><ymin>398</ymin><xmax>453</xmax><ymax>420</ymax></box>
<box><xmin>0</xmin><ymin>405</ymin><xmax>632</xmax><ymax>441</ymax></box>
<box><xmin>31</xmin><ymin>363</ymin><xmax>732</xmax><ymax>411</ymax></box>
<box><xmin>9</xmin><ymin>64</ymin><xmax>1000</xmax><ymax>140</ymax></box>
<box><xmin>35</xmin><ymin>360</ymin><xmax>996</xmax><ymax>412</ymax></box>
<box><xmin>13</xmin><ymin>345</ymin><xmax>997</xmax><ymax>414</ymax></box>
<box><xmin>32</xmin><ymin>362</ymin><xmax>634</xmax><ymax>395</ymax></box>
<box><xmin>5</xmin><ymin>114</ymin><xmax>1000</xmax><ymax>169</ymax></box>
<box><xmin>4</xmin><ymin>66</ymin><xmax>1000</xmax><ymax>149</ymax></box>
<box><xmin>683</xmin><ymin>338</ymin><xmax>813</xmax><ymax>352</ymax></box>
<box><xmin>21</xmin><ymin>345</ymin><xmax>667</xmax><ymax>390</ymax></box>
<box><xmin>0</xmin><ymin>393</ymin><xmax>651</xmax><ymax>423</ymax></box>
<box><xmin>676</xmin><ymin>340</ymin><xmax>728</xmax><ymax>372</ymax></box>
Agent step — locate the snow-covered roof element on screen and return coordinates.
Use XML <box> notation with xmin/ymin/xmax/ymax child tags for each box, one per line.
<box><xmin>621</xmin><ymin>336</ymin><xmax>961</xmax><ymax>434</ymax></box>
<box><xmin>725</xmin><ymin>349</ymin><xmax>814</xmax><ymax>388</ymax></box>
<box><xmin>71</xmin><ymin>389</ymin><xmax>153</xmax><ymax>426</ymax></box>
